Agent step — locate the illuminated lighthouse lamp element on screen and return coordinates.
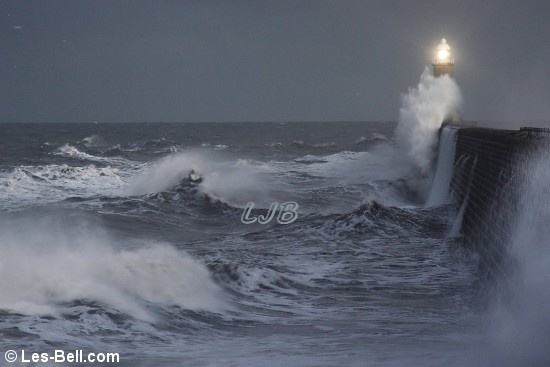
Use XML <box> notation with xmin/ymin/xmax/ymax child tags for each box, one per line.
<box><xmin>432</xmin><ymin>38</ymin><xmax>454</xmax><ymax>78</ymax></box>
<box><xmin>437</xmin><ymin>39</ymin><xmax>452</xmax><ymax>62</ymax></box>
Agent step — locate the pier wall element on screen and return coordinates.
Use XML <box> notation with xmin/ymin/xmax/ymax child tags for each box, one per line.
<box><xmin>437</xmin><ymin>124</ymin><xmax>549</xmax><ymax>278</ymax></box>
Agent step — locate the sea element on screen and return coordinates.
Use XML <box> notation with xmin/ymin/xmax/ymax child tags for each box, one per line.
<box><xmin>0</xmin><ymin>121</ymin><xmax>524</xmax><ymax>366</ymax></box>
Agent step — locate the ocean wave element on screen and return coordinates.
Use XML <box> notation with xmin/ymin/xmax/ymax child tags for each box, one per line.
<box><xmin>0</xmin><ymin>164</ymin><xmax>128</xmax><ymax>209</ymax></box>
<box><xmin>209</xmin><ymin>261</ymin><xmax>306</xmax><ymax>295</ymax></box>
<box><xmin>350</xmin><ymin>133</ymin><xmax>389</xmax><ymax>151</ymax></box>
<box><xmin>144</xmin><ymin>137</ymin><xmax>176</xmax><ymax>148</ymax></box>
<box><xmin>127</xmin><ymin>151</ymin><xmax>271</xmax><ymax>207</ymax></box>
<box><xmin>55</xmin><ymin>143</ymin><xmax>99</xmax><ymax>161</ymax></box>
<box><xmin>168</xmin><ymin>144</ymin><xmax>185</xmax><ymax>153</ymax></box>
<box><xmin>200</xmin><ymin>143</ymin><xmax>229</xmax><ymax>151</ymax></box>
<box><xmin>102</xmin><ymin>144</ymin><xmax>123</xmax><ymax>156</ymax></box>
<box><xmin>53</xmin><ymin>143</ymin><xmax>133</xmax><ymax>166</ymax></box>
<box><xmin>293</xmin><ymin>155</ymin><xmax>329</xmax><ymax>164</ymax></box>
<box><xmin>80</xmin><ymin>134</ymin><xmax>106</xmax><ymax>147</ymax></box>
<box><xmin>324</xmin><ymin>201</ymin><xmax>449</xmax><ymax>238</ymax></box>
<box><xmin>291</xmin><ymin>148</ymin><xmax>405</xmax><ymax>183</ymax></box>
<box><xmin>0</xmin><ymin>217</ymin><xmax>227</xmax><ymax>322</ymax></box>
<box><xmin>148</xmin><ymin>181</ymin><xmax>243</xmax><ymax>215</ymax></box>
<box><xmin>265</xmin><ymin>140</ymin><xmax>336</xmax><ymax>150</ymax></box>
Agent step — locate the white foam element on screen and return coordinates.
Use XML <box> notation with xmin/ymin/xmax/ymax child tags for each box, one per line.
<box><xmin>0</xmin><ymin>164</ymin><xmax>129</xmax><ymax>209</ymax></box>
<box><xmin>55</xmin><ymin>143</ymin><xmax>99</xmax><ymax>160</ymax></box>
<box><xmin>80</xmin><ymin>134</ymin><xmax>105</xmax><ymax>146</ymax></box>
<box><xmin>396</xmin><ymin>67</ymin><xmax>462</xmax><ymax>174</ymax></box>
<box><xmin>127</xmin><ymin>151</ymin><xmax>270</xmax><ymax>207</ymax></box>
<box><xmin>54</xmin><ymin>144</ymin><xmax>131</xmax><ymax>166</ymax></box>
<box><xmin>291</xmin><ymin>145</ymin><xmax>408</xmax><ymax>184</ymax></box>
<box><xmin>0</xmin><ymin>218</ymin><xmax>227</xmax><ymax>322</ymax></box>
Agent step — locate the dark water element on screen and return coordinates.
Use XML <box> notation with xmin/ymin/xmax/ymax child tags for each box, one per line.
<box><xmin>0</xmin><ymin>122</ymin><xmax>479</xmax><ymax>366</ymax></box>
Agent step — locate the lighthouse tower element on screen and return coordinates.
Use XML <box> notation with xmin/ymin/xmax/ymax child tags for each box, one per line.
<box><xmin>432</xmin><ymin>38</ymin><xmax>454</xmax><ymax>77</ymax></box>
<box><xmin>432</xmin><ymin>38</ymin><xmax>460</xmax><ymax>122</ymax></box>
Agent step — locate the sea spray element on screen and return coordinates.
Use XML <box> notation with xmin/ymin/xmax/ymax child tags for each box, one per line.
<box><xmin>127</xmin><ymin>150</ymin><xmax>269</xmax><ymax>207</ymax></box>
<box><xmin>396</xmin><ymin>67</ymin><xmax>462</xmax><ymax>174</ymax></box>
<box><xmin>480</xmin><ymin>149</ymin><xmax>550</xmax><ymax>366</ymax></box>
<box><xmin>0</xmin><ymin>215</ymin><xmax>227</xmax><ymax>322</ymax></box>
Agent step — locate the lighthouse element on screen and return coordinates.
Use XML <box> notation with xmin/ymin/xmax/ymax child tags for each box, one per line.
<box><xmin>432</xmin><ymin>38</ymin><xmax>454</xmax><ymax>77</ymax></box>
<box><xmin>432</xmin><ymin>38</ymin><xmax>460</xmax><ymax>122</ymax></box>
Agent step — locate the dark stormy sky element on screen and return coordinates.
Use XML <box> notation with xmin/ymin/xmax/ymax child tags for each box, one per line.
<box><xmin>1</xmin><ymin>0</ymin><xmax>549</xmax><ymax>123</ymax></box>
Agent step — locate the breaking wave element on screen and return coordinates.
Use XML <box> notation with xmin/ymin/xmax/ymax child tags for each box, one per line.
<box><xmin>0</xmin><ymin>164</ymin><xmax>127</xmax><ymax>209</ymax></box>
<box><xmin>127</xmin><ymin>151</ymin><xmax>270</xmax><ymax>207</ymax></box>
<box><xmin>0</xmin><ymin>216</ymin><xmax>227</xmax><ymax>323</ymax></box>
<box><xmin>396</xmin><ymin>67</ymin><xmax>462</xmax><ymax>174</ymax></box>
<box><xmin>323</xmin><ymin>201</ymin><xmax>448</xmax><ymax>238</ymax></box>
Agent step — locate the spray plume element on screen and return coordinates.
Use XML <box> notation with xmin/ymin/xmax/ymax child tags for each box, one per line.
<box><xmin>396</xmin><ymin>67</ymin><xmax>462</xmax><ymax>173</ymax></box>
